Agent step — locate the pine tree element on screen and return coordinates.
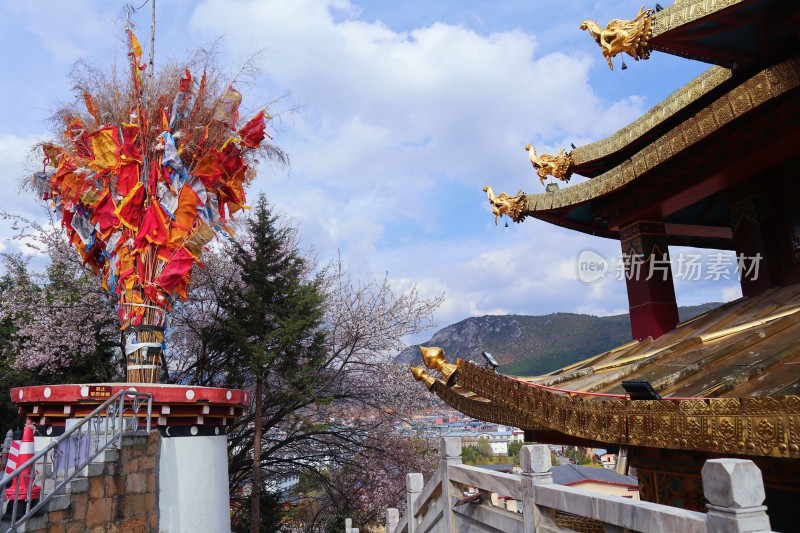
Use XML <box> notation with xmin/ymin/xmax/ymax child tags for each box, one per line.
<box><xmin>213</xmin><ymin>194</ymin><xmax>327</xmax><ymax>532</ymax></box>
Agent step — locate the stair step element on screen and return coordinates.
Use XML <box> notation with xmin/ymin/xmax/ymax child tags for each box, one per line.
<box><xmin>46</xmin><ymin>494</ymin><xmax>71</xmax><ymax>513</ymax></box>
<box><xmin>77</xmin><ymin>462</ymin><xmax>105</xmax><ymax>478</ymax></box>
<box><xmin>0</xmin><ymin>512</ymin><xmax>49</xmax><ymax>532</ymax></box>
<box><xmin>67</xmin><ymin>478</ymin><xmax>88</xmax><ymax>494</ymax></box>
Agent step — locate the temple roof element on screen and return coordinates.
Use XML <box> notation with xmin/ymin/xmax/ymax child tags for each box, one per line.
<box><xmin>484</xmin><ymin>0</ymin><xmax>800</xmax><ymax>246</ymax></box>
<box><xmin>649</xmin><ymin>0</ymin><xmax>799</xmax><ymax>68</ymax></box>
<box><xmin>516</xmin><ymin>56</ymin><xmax>800</xmax><ymax>248</ymax></box>
<box><xmin>413</xmin><ymin>284</ymin><xmax>800</xmax><ymax>458</ymax></box>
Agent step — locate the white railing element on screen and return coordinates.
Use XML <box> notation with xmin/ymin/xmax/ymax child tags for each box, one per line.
<box><xmin>377</xmin><ymin>437</ymin><xmax>775</xmax><ymax>533</ymax></box>
<box><xmin>0</xmin><ymin>390</ymin><xmax>153</xmax><ymax>532</ymax></box>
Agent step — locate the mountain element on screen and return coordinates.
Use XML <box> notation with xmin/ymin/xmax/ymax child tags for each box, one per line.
<box><xmin>395</xmin><ymin>303</ymin><xmax>721</xmax><ymax>376</ymax></box>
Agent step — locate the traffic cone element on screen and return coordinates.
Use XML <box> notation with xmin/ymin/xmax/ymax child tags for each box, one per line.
<box><xmin>3</xmin><ymin>419</ymin><xmax>41</xmax><ymax>502</ymax></box>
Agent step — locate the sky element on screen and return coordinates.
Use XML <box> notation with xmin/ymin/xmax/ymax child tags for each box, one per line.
<box><xmin>0</xmin><ymin>0</ymin><xmax>743</xmax><ymax>346</ymax></box>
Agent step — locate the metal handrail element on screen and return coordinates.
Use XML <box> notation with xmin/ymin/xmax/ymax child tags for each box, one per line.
<box><xmin>0</xmin><ymin>389</ymin><xmax>153</xmax><ymax>532</ymax></box>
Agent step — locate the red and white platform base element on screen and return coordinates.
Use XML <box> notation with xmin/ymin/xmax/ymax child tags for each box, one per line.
<box><xmin>11</xmin><ymin>383</ymin><xmax>248</xmax><ymax>533</ymax></box>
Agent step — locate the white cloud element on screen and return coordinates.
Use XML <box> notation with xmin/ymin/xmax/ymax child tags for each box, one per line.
<box><xmin>1</xmin><ymin>0</ymin><xmax>719</xmax><ymax>349</ymax></box>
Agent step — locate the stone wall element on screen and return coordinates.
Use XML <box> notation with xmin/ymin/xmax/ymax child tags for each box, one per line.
<box><xmin>46</xmin><ymin>431</ymin><xmax>160</xmax><ymax>533</ymax></box>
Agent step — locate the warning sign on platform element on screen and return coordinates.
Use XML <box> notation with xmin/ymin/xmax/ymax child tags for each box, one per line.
<box><xmin>88</xmin><ymin>385</ymin><xmax>112</xmax><ymax>399</ymax></box>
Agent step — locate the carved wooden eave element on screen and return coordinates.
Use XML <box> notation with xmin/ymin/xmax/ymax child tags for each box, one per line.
<box><xmin>430</xmin><ymin>359</ymin><xmax>800</xmax><ymax>460</ymax></box>
<box><xmin>568</xmin><ymin>66</ymin><xmax>732</xmax><ymax>170</ymax></box>
<box><xmin>648</xmin><ymin>0</ymin><xmax>799</xmax><ymax>67</ymax></box>
<box><xmin>524</xmin><ymin>56</ymin><xmax>800</xmax><ymax>215</ymax></box>
<box><xmin>421</xmin><ymin>287</ymin><xmax>800</xmax><ymax>459</ymax></box>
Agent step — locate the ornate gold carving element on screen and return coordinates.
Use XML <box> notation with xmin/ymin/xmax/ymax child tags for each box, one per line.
<box><xmin>524</xmin><ymin>57</ymin><xmax>800</xmax><ymax>214</ymax></box>
<box><xmin>652</xmin><ymin>0</ymin><xmax>744</xmax><ymax>40</ymax></box>
<box><xmin>410</xmin><ymin>366</ymin><xmax>436</xmax><ymax>389</ymax></box>
<box><xmin>524</xmin><ymin>145</ymin><xmax>572</xmax><ymax>185</ymax></box>
<box><xmin>580</xmin><ymin>5</ymin><xmax>654</xmax><ymax>70</ymax></box>
<box><xmin>416</xmin><ymin>359</ymin><xmax>800</xmax><ymax>459</ymax></box>
<box><xmin>571</xmin><ymin>67</ymin><xmax>730</xmax><ymax>165</ymax></box>
<box><xmin>419</xmin><ymin>346</ymin><xmax>458</xmax><ymax>386</ymax></box>
<box><xmin>483</xmin><ymin>186</ymin><xmax>526</xmax><ymax>225</ymax></box>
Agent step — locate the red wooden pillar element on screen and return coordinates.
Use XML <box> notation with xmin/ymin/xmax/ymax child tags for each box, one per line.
<box><xmin>728</xmin><ymin>194</ymin><xmax>780</xmax><ymax>297</ymax></box>
<box><xmin>620</xmin><ymin>221</ymin><xmax>679</xmax><ymax>341</ymax></box>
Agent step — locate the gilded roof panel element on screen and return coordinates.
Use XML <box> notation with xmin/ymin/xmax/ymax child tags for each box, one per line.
<box><xmin>521</xmin><ymin>57</ymin><xmax>800</xmax><ymax>213</ymax></box>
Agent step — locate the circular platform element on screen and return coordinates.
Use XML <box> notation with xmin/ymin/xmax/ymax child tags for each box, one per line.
<box><xmin>10</xmin><ymin>383</ymin><xmax>248</xmax><ymax>434</ymax></box>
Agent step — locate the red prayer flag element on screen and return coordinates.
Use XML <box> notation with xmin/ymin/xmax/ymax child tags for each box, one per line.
<box><xmin>90</xmin><ymin>191</ymin><xmax>120</xmax><ymax>236</ymax></box>
<box><xmin>237</xmin><ymin>110</ymin><xmax>266</xmax><ymax>149</ymax></box>
<box><xmin>116</xmin><ymin>182</ymin><xmax>146</xmax><ymax>230</ymax></box>
<box><xmin>156</xmin><ymin>247</ymin><xmax>196</xmax><ymax>292</ymax></box>
<box><xmin>133</xmin><ymin>202</ymin><xmax>169</xmax><ymax>251</ymax></box>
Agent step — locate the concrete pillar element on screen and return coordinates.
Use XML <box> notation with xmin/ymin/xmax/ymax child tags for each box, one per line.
<box><xmin>520</xmin><ymin>444</ymin><xmax>556</xmax><ymax>533</ymax></box>
<box><xmin>406</xmin><ymin>473</ymin><xmax>424</xmax><ymax>533</ymax></box>
<box><xmin>440</xmin><ymin>437</ymin><xmax>462</xmax><ymax>533</ymax></box>
<box><xmin>620</xmin><ymin>221</ymin><xmax>679</xmax><ymax>340</ymax></box>
<box><xmin>344</xmin><ymin>517</ymin><xmax>352</xmax><ymax>533</ymax></box>
<box><xmin>386</xmin><ymin>508</ymin><xmax>399</xmax><ymax>533</ymax></box>
<box><xmin>702</xmin><ymin>458</ymin><xmax>772</xmax><ymax>533</ymax></box>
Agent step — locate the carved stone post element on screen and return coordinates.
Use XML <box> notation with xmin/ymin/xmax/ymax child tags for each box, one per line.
<box><xmin>702</xmin><ymin>459</ymin><xmax>772</xmax><ymax>533</ymax></box>
<box><xmin>406</xmin><ymin>473</ymin><xmax>424</xmax><ymax>533</ymax></box>
<box><xmin>1</xmin><ymin>429</ymin><xmax>12</xmax><ymax>472</ymax></box>
<box><xmin>344</xmin><ymin>517</ymin><xmax>352</xmax><ymax>533</ymax></box>
<box><xmin>440</xmin><ymin>437</ymin><xmax>462</xmax><ymax>533</ymax></box>
<box><xmin>521</xmin><ymin>444</ymin><xmax>557</xmax><ymax>533</ymax></box>
<box><xmin>386</xmin><ymin>507</ymin><xmax>399</xmax><ymax>533</ymax></box>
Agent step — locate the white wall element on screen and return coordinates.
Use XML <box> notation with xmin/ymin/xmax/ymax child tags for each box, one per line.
<box><xmin>158</xmin><ymin>434</ymin><xmax>231</xmax><ymax>533</ymax></box>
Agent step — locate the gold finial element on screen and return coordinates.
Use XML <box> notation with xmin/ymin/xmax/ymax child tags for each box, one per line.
<box><xmin>525</xmin><ymin>145</ymin><xmax>572</xmax><ymax>185</ymax></box>
<box><xmin>419</xmin><ymin>346</ymin><xmax>458</xmax><ymax>386</ymax></box>
<box><xmin>410</xmin><ymin>366</ymin><xmax>436</xmax><ymax>389</ymax></box>
<box><xmin>580</xmin><ymin>5</ymin><xmax>655</xmax><ymax>71</ymax></box>
<box><xmin>483</xmin><ymin>186</ymin><xmax>526</xmax><ymax>225</ymax></box>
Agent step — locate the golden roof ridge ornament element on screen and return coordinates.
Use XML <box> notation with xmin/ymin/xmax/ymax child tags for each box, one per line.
<box><xmin>580</xmin><ymin>5</ymin><xmax>655</xmax><ymax>70</ymax></box>
<box><xmin>525</xmin><ymin>145</ymin><xmax>572</xmax><ymax>185</ymax></box>
<box><xmin>419</xmin><ymin>346</ymin><xmax>458</xmax><ymax>386</ymax></box>
<box><xmin>482</xmin><ymin>186</ymin><xmax>526</xmax><ymax>226</ymax></box>
<box><xmin>410</xmin><ymin>366</ymin><xmax>436</xmax><ymax>390</ymax></box>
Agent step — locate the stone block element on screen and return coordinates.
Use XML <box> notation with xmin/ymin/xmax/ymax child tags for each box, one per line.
<box><xmin>145</xmin><ymin>472</ymin><xmax>156</xmax><ymax>493</ymax></box>
<box><xmin>47</xmin><ymin>510</ymin><xmax>71</xmax><ymax>524</ymax></box>
<box><xmin>406</xmin><ymin>472</ymin><xmax>424</xmax><ymax>492</ymax></box>
<box><xmin>121</xmin><ymin>494</ymin><xmax>147</xmax><ymax>518</ymax></box>
<box><xmin>78</xmin><ymin>463</ymin><xmax>105</xmax><ymax>478</ymax></box>
<box><xmin>105</xmin><ymin>475</ymin><xmax>124</xmax><ymax>497</ymax></box>
<box><xmin>702</xmin><ymin>459</ymin><xmax>765</xmax><ymax>509</ymax></box>
<box><xmin>122</xmin><ymin>458</ymin><xmax>139</xmax><ymax>475</ymax></box>
<box><xmin>47</xmin><ymin>524</ymin><xmax>66</xmax><ymax>533</ymax></box>
<box><xmin>68</xmin><ymin>478</ymin><xmax>88</xmax><ymax>494</ymax></box>
<box><xmin>143</xmin><ymin>492</ymin><xmax>157</xmax><ymax>513</ymax></box>
<box><xmin>439</xmin><ymin>436</ymin><xmax>462</xmax><ymax>458</ymax></box>
<box><xmin>71</xmin><ymin>493</ymin><xmax>89</xmax><ymax>520</ymax></box>
<box><xmin>86</xmin><ymin>498</ymin><xmax>114</xmax><ymax>527</ymax></box>
<box><xmin>47</xmin><ymin>494</ymin><xmax>72</xmax><ymax>513</ymax></box>
<box><xmin>125</xmin><ymin>472</ymin><xmax>147</xmax><ymax>494</ymax></box>
<box><xmin>138</xmin><ymin>455</ymin><xmax>155</xmax><ymax>471</ymax></box>
<box><xmin>89</xmin><ymin>476</ymin><xmax>105</xmax><ymax>499</ymax></box>
<box><xmin>119</xmin><ymin>517</ymin><xmax>147</xmax><ymax>533</ymax></box>
<box><xmin>98</xmin><ymin>448</ymin><xmax>119</xmax><ymax>463</ymax></box>
<box><xmin>66</xmin><ymin>522</ymin><xmax>87</xmax><ymax>533</ymax></box>
<box><xmin>521</xmin><ymin>444</ymin><xmax>551</xmax><ymax>474</ymax></box>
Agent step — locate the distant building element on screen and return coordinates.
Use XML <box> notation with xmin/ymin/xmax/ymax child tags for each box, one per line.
<box><xmin>551</xmin><ymin>464</ymin><xmax>639</xmax><ymax>499</ymax></box>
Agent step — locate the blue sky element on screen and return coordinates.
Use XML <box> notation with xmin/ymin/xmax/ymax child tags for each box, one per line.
<box><xmin>0</xmin><ymin>0</ymin><xmax>741</xmax><ymax>345</ymax></box>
